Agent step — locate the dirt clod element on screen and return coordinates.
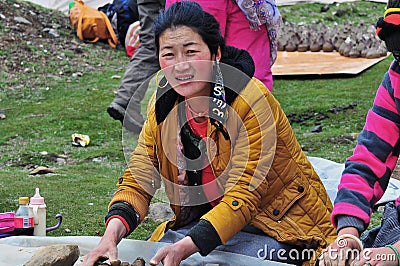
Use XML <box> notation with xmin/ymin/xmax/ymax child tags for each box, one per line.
<box><xmin>95</xmin><ymin>257</ymin><xmax>145</xmax><ymax>266</ymax></box>
<box><xmin>131</xmin><ymin>257</ymin><xmax>145</xmax><ymax>266</ymax></box>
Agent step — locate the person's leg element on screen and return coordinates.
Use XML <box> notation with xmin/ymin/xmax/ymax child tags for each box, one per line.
<box><xmin>215</xmin><ymin>230</ymin><xmax>307</xmax><ymax>265</ymax></box>
<box><xmin>158</xmin><ymin>223</ymin><xmax>307</xmax><ymax>265</ymax></box>
<box><xmin>108</xmin><ymin>0</ymin><xmax>163</xmax><ymax>132</ymax></box>
<box><xmin>224</xmin><ymin>2</ymin><xmax>273</xmax><ymax>91</ymax></box>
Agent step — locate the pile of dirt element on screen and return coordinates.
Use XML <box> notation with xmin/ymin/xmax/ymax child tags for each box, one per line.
<box><xmin>0</xmin><ymin>0</ymin><xmax>123</xmax><ymax>90</ymax></box>
<box><xmin>95</xmin><ymin>257</ymin><xmax>145</xmax><ymax>266</ymax></box>
<box><xmin>278</xmin><ymin>21</ymin><xmax>387</xmax><ymax>58</ymax></box>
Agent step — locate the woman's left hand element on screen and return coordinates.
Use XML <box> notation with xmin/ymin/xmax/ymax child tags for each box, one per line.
<box><xmin>149</xmin><ymin>236</ymin><xmax>200</xmax><ymax>266</ymax></box>
<box><xmin>351</xmin><ymin>247</ymin><xmax>399</xmax><ymax>266</ymax></box>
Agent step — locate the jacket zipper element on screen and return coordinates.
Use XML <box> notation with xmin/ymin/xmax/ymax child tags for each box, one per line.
<box><xmin>282</xmin><ymin>215</ymin><xmax>307</xmax><ymax>237</ymax></box>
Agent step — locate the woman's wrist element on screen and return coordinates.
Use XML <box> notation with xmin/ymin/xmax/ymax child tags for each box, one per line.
<box><xmin>103</xmin><ymin>218</ymin><xmax>128</xmax><ymax>245</ymax></box>
<box><xmin>174</xmin><ymin>236</ymin><xmax>200</xmax><ymax>260</ymax></box>
<box><xmin>386</xmin><ymin>244</ymin><xmax>400</xmax><ymax>266</ymax></box>
<box><xmin>338</xmin><ymin>227</ymin><xmax>360</xmax><ymax>238</ymax></box>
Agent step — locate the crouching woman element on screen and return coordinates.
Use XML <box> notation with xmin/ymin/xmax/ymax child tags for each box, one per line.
<box><xmin>83</xmin><ymin>2</ymin><xmax>336</xmax><ymax>266</ymax></box>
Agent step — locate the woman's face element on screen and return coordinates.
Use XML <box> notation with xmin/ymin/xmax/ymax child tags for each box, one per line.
<box><xmin>158</xmin><ymin>25</ymin><xmax>220</xmax><ymax>98</ymax></box>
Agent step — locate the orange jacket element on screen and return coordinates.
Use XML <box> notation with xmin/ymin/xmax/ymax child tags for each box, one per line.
<box><xmin>110</xmin><ymin>78</ymin><xmax>336</xmax><ymax>264</ymax></box>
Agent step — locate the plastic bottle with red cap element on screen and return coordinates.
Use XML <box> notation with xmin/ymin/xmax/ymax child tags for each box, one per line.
<box><xmin>29</xmin><ymin>188</ymin><xmax>47</xmax><ymax>236</ymax></box>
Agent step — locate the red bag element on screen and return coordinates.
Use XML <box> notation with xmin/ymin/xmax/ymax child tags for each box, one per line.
<box><xmin>125</xmin><ymin>20</ymin><xmax>140</xmax><ymax>58</ymax></box>
<box><xmin>0</xmin><ymin>212</ymin><xmax>15</xmax><ymax>234</ymax></box>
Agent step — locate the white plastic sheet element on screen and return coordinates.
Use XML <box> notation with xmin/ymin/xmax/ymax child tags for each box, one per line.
<box><xmin>308</xmin><ymin>156</ymin><xmax>400</xmax><ymax>205</ymax></box>
<box><xmin>1</xmin><ymin>157</ymin><xmax>398</xmax><ymax>265</ymax></box>
<box><xmin>0</xmin><ymin>236</ymin><xmax>291</xmax><ymax>266</ymax></box>
<box><xmin>23</xmin><ymin>0</ymin><xmax>111</xmax><ymax>14</ymax></box>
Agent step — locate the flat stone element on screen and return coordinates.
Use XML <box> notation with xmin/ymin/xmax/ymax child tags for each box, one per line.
<box><xmin>14</xmin><ymin>16</ymin><xmax>32</xmax><ymax>25</ymax></box>
<box><xmin>311</xmin><ymin>125</ymin><xmax>322</xmax><ymax>133</ymax></box>
<box><xmin>29</xmin><ymin>166</ymin><xmax>54</xmax><ymax>175</ymax></box>
<box><xmin>23</xmin><ymin>244</ymin><xmax>79</xmax><ymax>266</ymax></box>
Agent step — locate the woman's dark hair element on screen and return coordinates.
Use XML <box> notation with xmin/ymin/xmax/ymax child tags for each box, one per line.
<box><xmin>153</xmin><ymin>1</ymin><xmax>225</xmax><ymax>57</ymax></box>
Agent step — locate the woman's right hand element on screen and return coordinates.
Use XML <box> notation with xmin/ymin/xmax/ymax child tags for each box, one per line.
<box><xmin>81</xmin><ymin>239</ymin><xmax>118</xmax><ymax>266</ymax></box>
<box><xmin>319</xmin><ymin>228</ymin><xmax>363</xmax><ymax>266</ymax></box>
<box><xmin>320</xmin><ymin>237</ymin><xmax>362</xmax><ymax>266</ymax></box>
<box><xmin>80</xmin><ymin>218</ymin><xmax>127</xmax><ymax>266</ymax></box>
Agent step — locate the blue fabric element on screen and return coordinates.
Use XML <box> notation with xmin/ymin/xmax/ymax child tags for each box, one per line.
<box><xmin>158</xmin><ymin>222</ymin><xmax>308</xmax><ymax>265</ymax></box>
<box><xmin>113</xmin><ymin>0</ymin><xmax>139</xmax><ymax>47</ymax></box>
<box><xmin>361</xmin><ymin>202</ymin><xmax>400</xmax><ymax>248</ymax></box>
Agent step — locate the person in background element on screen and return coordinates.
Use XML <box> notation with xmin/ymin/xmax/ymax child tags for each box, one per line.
<box><xmin>166</xmin><ymin>0</ymin><xmax>282</xmax><ymax>92</ymax></box>
<box><xmin>319</xmin><ymin>1</ymin><xmax>400</xmax><ymax>265</ymax></box>
<box><xmin>107</xmin><ymin>0</ymin><xmax>165</xmax><ymax>133</ymax></box>
<box><xmin>83</xmin><ymin>2</ymin><xmax>335</xmax><ymax>266</ymax></box>
<box><xmin>109</xmin><ymin>0</ymin><xmax>281</xmax><ymax>134</ymax></box>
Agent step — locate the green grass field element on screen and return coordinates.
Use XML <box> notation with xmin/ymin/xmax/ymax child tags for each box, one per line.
<box><xmin>0</xmin><ymin>0</ymin><xmax>389</xmax><ymax>238</ymax></box>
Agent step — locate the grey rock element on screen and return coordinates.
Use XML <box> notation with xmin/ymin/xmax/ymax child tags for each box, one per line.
<box><xmin>320</xmin><ymin>4</ymin><xmax>330</xmax><ymax>12</ymax></box>
<box><xmin>14</xmin><ymin>16</ymin><xmax>32</xmax><ymax>25</ymax></box>
<box><xmin>147</xmin><ymin>202</ymin><xmax>174</xmax><ymax>222</ymax></box>
<box><xmin>56</xmin><ymin>158</ymin><xmax>66</xmax><ymax>165</ymax></box>
<box><xmin>311</xmin><ymin>125</ymin><xmax>323</xmax><ymax>133</ymax></box>
<box><xmin>48</xmin><ymin>29</ymin><xmax>60</xmax><ymax>38</ymax></box>
<box><xmin>23</xmin><ymin>244</ymin><xmax>79</xmax><ymax>266</ymax></box>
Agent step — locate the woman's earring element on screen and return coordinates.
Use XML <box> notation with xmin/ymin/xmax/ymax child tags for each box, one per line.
<box><xmin>210</xmin><ymin>59</ymin><xmax>227</xmax><ymax>122</ymax></box>
<box><xmin>214</xmin><ymin>60</ymin><xmax>225</xmax><ymax>100</ymax></box>
<box><xmin>156</xmin><ymin>70</ymin><xmax>168</xmax><ymax>88</ymax></box>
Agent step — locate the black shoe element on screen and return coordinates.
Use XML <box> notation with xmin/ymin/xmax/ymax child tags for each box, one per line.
<box><xmin>107</xmin><ymin>102</ymin><xmax>144</xmax><ymax>134</ymax></box>
<box><xmin>107</xmin><ymin>102</ymin><xmax>125</xmax><ymax>123</ymax></box>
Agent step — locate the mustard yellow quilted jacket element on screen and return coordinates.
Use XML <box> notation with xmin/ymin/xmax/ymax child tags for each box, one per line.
<box><xmin>110</xmin><ymin>78</ymin><xmax>336</xmax><ymax>264</ymax></box>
